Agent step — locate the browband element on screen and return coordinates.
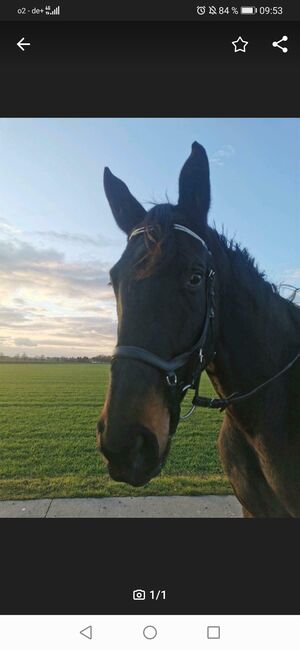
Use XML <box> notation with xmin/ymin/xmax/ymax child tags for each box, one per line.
<box><xmin>129</xmin><ymin>223</ymin><xmax>208</xmax><ymax>250</ymax></box>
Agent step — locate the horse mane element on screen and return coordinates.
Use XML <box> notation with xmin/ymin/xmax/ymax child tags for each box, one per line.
<box><xmin>211</xmin><ymin>229</ymin><xmax>279</xmax><ymax>294</ymax></box>
<box><xmin>131</xmin><ymin>204</ymin><xmax>299</xmax><ymax>313</ymax></box>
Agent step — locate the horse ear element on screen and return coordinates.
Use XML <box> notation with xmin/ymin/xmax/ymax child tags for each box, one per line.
<box><xmin>178</xmin><ymin>142</ymin><xmax>211</xmax><ymax>228</ymax></box>
<box><xmin>103</xmin><ymin>167</ymin><xmax>146</xmax><ymax>235</ymax></box>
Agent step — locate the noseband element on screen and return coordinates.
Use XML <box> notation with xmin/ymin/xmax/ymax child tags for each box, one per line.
<box><xmin>112</xmin><ymin>224</ymin><xmax>216</xmax><ymax>420</ymax></box>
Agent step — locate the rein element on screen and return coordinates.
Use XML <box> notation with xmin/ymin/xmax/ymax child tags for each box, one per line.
<box><xmin>112</xmin><ymin>223</ymin><xmax>300</xmax><ymax>421</ymax></box>
<box><xmin>192</xmin><ymin>351</ymin><xmax>300</xmax><ymax>413</ymax></box>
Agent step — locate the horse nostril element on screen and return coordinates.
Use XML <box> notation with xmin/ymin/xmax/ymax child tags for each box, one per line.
<box><xmin>126</xmin><ymin>434</ymin><xmax>146</xmax><ymax>470</ymax></box>
<box><xmin>98</xmin><ymin>425</ymin><xmax>160</xmax><ymax>487</ymax></box>
<box><xmin>133</xmin><ymin>435</ymin><xmax>144</xmax><ymax>454</ymax></box>
<box><xmin>129</xmin><ymin>430</ymin><xmax>159</xmax><ymax>469</ymax></box>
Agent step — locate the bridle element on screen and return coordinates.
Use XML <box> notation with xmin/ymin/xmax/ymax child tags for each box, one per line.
<box><xmin>112</xmin><ymin>223</ymin><xmax>216</xmax><ymax>420</ymax></box>
<box><xmin>112</xmin><ymin>223</ymin><xmax>300</xmax><ymax>421</ymax></box>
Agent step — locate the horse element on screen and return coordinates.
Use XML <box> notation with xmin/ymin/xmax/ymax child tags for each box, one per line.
<box><xmin>97</xmin><ymin>141</ymin><xmax>300</xmax><ymax>518</ymax></box>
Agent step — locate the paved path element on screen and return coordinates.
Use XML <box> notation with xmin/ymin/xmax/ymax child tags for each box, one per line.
<box><xmin>0</xmin><ymin>495</ymin><xmax>242</xmax><ymax>518</ymax></box>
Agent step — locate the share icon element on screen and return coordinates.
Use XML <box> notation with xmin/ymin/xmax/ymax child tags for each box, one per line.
<box><xmin>272</xmin><ymin>35</ymin><xmax>288</xmax><ymax>53</ymax></box>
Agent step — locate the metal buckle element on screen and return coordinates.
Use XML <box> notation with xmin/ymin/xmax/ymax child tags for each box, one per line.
<box><xmin>166</xmin><ymin>373</ymin><xmax>177</xmax><ymax>387</ymax></box>
<box><xmin>181</xmin><ymin>383</ymin><xmax>192</xmax><ymax>393</ymax></box>
<box><xmin>180</xmin><ymin>404</ymin><xmax>196</xmax><ymax>421</ymax></box>
<box><xmin>180</xmin><ymin>384</ymin><xmax>196</xmax><ymax>420</ymax></box>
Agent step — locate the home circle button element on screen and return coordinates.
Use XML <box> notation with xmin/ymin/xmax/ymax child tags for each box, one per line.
<box><xmin>143</xmin><ymin>625</ymin><xmax>157</xmax><ymax>640</ymax></box>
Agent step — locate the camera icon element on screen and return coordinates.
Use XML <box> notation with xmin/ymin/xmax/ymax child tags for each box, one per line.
<box><xmin>132</xmin><ymin>589</ymin><xmax>146</xmax><ymax>601</ymax></box>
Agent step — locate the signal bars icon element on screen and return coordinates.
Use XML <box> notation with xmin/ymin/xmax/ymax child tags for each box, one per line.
<box><xmin>45</xmin><ymin>5</ymin><xmax>60</xmax><ymax>15</ymax></box>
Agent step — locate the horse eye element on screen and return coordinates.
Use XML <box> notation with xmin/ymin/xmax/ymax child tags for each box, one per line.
<box><xmin>188</xmin><ymin>273</ymin><xmax>203</xmax><ymax>286</ymax></box>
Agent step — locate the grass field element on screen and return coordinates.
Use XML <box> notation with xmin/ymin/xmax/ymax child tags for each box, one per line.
<box><xmin>0</xmin><ymin>363</ymin><xmax>231</xmax><ymax>500</ymax></box>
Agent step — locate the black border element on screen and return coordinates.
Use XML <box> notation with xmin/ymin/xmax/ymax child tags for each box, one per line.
<box><xmin>1</xmin><ymin>21</ymin><xmax>298</xmax><ymax>117</ymax></box>
<box><xmin>1</xmin><ymin>17</ymin><xmax>299</xmax><ymax>617</ymax></box>
<box><xmin>1</xmin><ymin>519</ymin><xmax>300</xmax><ymax>614</ymax></box>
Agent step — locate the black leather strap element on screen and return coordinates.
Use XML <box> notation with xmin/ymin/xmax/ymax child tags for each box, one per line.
<box><xmin>112</xmin><ymin>268</ymin><xmax>216</xmax><ymax>384</ymax></box>
<box><xmin>112</xmin><ymin>345</ymin><xmax>190</xmax><ymax>374</ymax></box>
<box><xmin>193</xmin><ymin>352</ymin><xmax>300</xmax><ymax>411</ymax></box>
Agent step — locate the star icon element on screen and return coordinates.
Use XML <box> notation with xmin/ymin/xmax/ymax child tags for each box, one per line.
<box><xmin>232</xmin><ymin>36</ymin><xmax>248</xmax><ymax>53</ymax></box>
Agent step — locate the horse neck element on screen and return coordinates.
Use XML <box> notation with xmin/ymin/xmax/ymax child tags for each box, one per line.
<box><xmin>206</xmin><ymin>232</ymin><xmax>299</xmax><ymax>399</ymax></box>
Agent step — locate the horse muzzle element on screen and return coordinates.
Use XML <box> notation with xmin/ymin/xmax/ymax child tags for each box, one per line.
<box><xmin>97</xmin><ymin>423</ymin><xmax>162</xmax><ymax>487</ymax></box>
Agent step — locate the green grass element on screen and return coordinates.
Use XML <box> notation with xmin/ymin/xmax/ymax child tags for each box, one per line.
<box><xmin>0</xmin><ymin>363</ymin><xmax>231</xmax><ymax>500</ymax></box>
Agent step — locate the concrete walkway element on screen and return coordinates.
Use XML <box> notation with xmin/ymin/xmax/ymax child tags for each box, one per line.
<box><xmin>0</xmin><ymin>495</ymin><xmax>242</xmax><ymax>518</ymax></box>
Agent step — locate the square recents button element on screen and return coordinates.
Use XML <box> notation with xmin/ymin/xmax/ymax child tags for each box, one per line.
<box><xmin>207</xmin><ymin>626</ymin><xmax>220</xmax><ymax>640</ymax></box>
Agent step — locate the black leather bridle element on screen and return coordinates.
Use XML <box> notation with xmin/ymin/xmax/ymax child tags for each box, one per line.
<box><xmin>111</xmin><ymin>222</ymin><xmax>300</xmax><ymax>420</ymax></box>
<box><xmin>112</xmin><ymin>224</ymin><xmax>216</xmax><ymax>420</ymax></box>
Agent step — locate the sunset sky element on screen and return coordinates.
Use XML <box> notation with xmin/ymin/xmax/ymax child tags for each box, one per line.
<box><xmin>0</xmin><ymin>118</ymin><xmax>299</xmax><ymax>357</ymax></box>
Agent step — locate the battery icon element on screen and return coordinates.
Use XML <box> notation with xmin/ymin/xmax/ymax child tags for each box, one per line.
<box><xmin>240</xmin><ymin>6</ymin><xmax>257</xmax><ymax>14</ymax></box>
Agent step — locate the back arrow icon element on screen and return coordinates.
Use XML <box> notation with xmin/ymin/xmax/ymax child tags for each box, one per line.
<box><xmin>80</xmin><ymin>626</ymin><xmax>92</xmax><ymax>640</ymax></box>
<box><xmin>17</xmin><ymin>37</ymin><xmax>31</xmax><ymax>52</ymax></box>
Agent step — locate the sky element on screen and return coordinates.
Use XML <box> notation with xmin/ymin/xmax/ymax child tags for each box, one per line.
<box><xmin>0</xmin><ymin>118</ymin><xmax>299</xmax><ymax>357</ymax></box>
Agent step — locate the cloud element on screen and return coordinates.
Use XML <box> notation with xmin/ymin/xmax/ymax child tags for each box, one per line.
<box><xmin>0</xmin><ymin>309</ymin><xmax>117</xmax><ymax>355</ymax></box>
<box><xmin>14</xmin><ymin>337</ymin><xmax>38</xmax><ymax>347</ymax></box>
<box><xmin>0</xmin><ymin>217</ymin><xmax>22</xmax><ymax>237</ymax></box>
<box><xmin>0</xmin><ymin>224</ymin><xmax>118</xmax><ymax>356</ymax></box>
<box><xmin>284</xmin><ymin>268</ymin><xmax>300</xmax><ymax>281</ymax></box>
<box><xmin>210</xmin><ymin>145</ymin><xmax>235</xmax><ymax>166</ymax></box>
<box><xmin>0</xmin><ymin>236</ymin><xmax>112</xmax><ymax>303</ymax></box>
<box><xmin>0</xmin><ymin>306</ymin><xmax>29</xmax><ymax>326</ymax></box>
<box><xmin>280</xmin><ymin>268</ymin><xmax>300</xmax><ymax>289</ymax></box>
<box><xmin>0</xmin><ymin>216</ymin><xmax>120</xmax><ymax>248</ymax></box>
<box><xmin>0</xmin><ymin>239</ymin><xmax>63</xmax><ymax>271</ymax></box>
<box><xmin>31</xmin><ymin>230</ymin><xmax>114</xmax><ymax>247</ymax></box>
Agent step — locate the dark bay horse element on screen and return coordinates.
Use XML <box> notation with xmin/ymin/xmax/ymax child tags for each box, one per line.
<box><xmin>97</xmin><ymin>141</ymin><xmax>300</xmax><ymax>517</ymax></box>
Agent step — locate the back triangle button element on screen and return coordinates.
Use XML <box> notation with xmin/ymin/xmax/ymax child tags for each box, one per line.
<box><xmin>80</xmin><ymin>626</ymin><xmax>92</xmax><ymax>640</ymax></box>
